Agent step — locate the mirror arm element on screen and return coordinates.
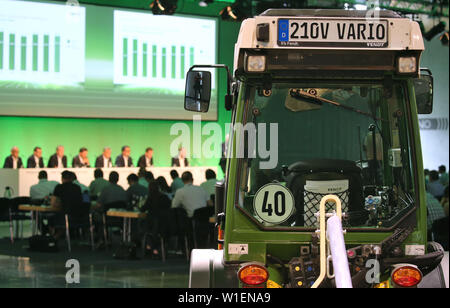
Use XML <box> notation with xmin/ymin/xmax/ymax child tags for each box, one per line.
<box><xmin>188</xmin><ymin>64</ymin><xmax>234</xmax><ymax>110</ymax></box>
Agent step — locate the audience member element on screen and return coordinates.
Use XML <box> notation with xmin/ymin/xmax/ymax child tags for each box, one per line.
<box><xmin>3</xmin><ymin>146</ymin><xmax>23</xmax><ymax>169</ymax></box>
<box><xmin>170</xmin><ymin>169</ymin><xmax>184</xmax><ymax>194</ymax></box>
<box><xmin>29</xmin><ymin>171</ymin><xmax>59</xmax><ymax>200</ymax></box>
<box><xmin>96</xmin><ymin>171</ymin><xmax>127</xmax><ymax>209</ymax></box>
<box><xmin>48</xmin><ymin>145</ymin><xmax>67</xmax><ymax>168</ymax></box>
<box><xmin>171</xmin><ymin>171</ymin><xmax>211</xmax><ymax>218</ymax></box>
<box><xmin>145</xmin><ymin>171</ymin><xmax>154</xmax><ymax>183</ymax></box>
<box><xmin>441</xmin><ymin>186</ymin><xmax>449</xmax><ymax>217</ymax></box>
<box><xmin>200</xmin><ymin>169</ymin><xmax>217</xmax><ymax>196</ymax></box>
<box><xmin>27</xmin><ymin>147</ymin><xmax>44</xmax><ymax>168</ymax></box>
<box><xmin>73</xmin><ymin>147</ymin><xmax>90</xmax><ymax>168</ymax></box>
<box><xmin>49</xmin><ymin>170</ymin><xmax>83</xmax><ymax>239</ymax></box>
<box><xmin>71</xmin><ymin>172</ymin><xmax>89</xmax><ymax>193</ymax></box>
<box><xmin>89</xmin><ymin>169</ymin><xmax>110</xmax><ymax>198</ymax></box>
<box><xmin>95</xmin><ymin>147</ymin><xmax>113</xmax><ymax>168</ymax></box>
<box><xmin>427</xmin><ymin>170</ymin><xmax>445</xmax><ymax>200</ymax></box>
<box><xmin>126</xmin><ymin>173</ymin><xmax>148</xmax><ymax>207</ymax></box>
<box><xmin>140</xmin><ymin>180</ymin><xmax>172</xmax><ymax>257</ymax></box>
<box><xmin>115</xmin><ymin>146</ymin><xmax>133</xmax><ymax>167</ymax></box>
<box><xmin>156</xmin><ymin>176</ymin><xmax>173</xmax><ymax>199</ymax></box>
<box><xmin>138</xmin><ymin>147</ymin><xmax>154</xmax><ymax>168</ymax></box>
<box><xmin>138</xmin><ymin>167</ymin><xmax>148</xmax><ymax>187</ymax></box>
<box><xmin>439</xmin><ymin>165</ymin><xmax>449</xmax><ymax>187</ymax></box>
<box><xmin>424</xmin><ymin>169</ymin><xmax>430</xmax><ymax>185</ymax></box>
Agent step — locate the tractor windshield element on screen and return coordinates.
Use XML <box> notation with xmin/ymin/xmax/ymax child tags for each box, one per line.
<box><xmin>236</xmin><ymin>81</ymin><xmax>417</xmax><ymax>230</ymax></box>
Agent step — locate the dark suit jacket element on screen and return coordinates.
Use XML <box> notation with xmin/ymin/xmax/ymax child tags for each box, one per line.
<box><xmin>171</xmin><ymin>157</ymin><xmax>189</xmax><ymax>167</ymax></box>
<box><xmin>95</xmin><ymin>155</ymin><xmax>113</xmax><ymax>168</ymax></box>
<box><xmin>47</xmin><ymin>154</ymin><xmax>67</xmax><ymax>168</ymax></box>
<box><xmin>72</xmin><ymin>156</ymin><xmax>90</xmax><ymax>168</ymax></box>
<box><xmin>137</xmin><ymin>155</ymin><xmax>154</xmax><ymax>168</ymax></box>
<box><xmin>3</xmin><ymin>156</ymin><xmax>23</xmax><ymax>168</ymax></box>
<box><xmin>27</xmin><ymin>155</ymin><xmax>44</xmax><ymax>168</ymax></box>
<box><xmin>115</xmin><ymin>155</ymin><xmax>133</xmax><ymax>167</ymax></box>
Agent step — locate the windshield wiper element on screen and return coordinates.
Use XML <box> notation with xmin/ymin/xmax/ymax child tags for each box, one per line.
<box><xmin>289</xmin><ymin>89</ymin><xmax>382</xmax><ymax>121</ymax></box>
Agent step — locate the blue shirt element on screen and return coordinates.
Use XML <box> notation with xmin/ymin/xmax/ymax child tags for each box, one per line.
<box><xmin>30</xmin><ymin>179</ymin><xmax>59</xmax><ymax>200</ymax></box>
<box><xmin>427</xmin><ymin>181</ymin><xmax>445</xmax><ymax>198</ymax></box>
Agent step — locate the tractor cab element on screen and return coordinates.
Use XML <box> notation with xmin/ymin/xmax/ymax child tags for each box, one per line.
<box><xmin>184</xmin><ymin>9</ymin><xmax>446</xmax><ymax>288</ymax></box>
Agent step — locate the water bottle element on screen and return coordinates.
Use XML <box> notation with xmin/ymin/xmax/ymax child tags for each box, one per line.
<box><xmin>3</xmin><ymin>186</ymin><xmax>13</xmax><ymax>199</ymax></box>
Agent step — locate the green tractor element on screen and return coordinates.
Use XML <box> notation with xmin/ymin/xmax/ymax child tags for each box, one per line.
<box><xmin>184</xmin><ymin>9</ymin><xmax>448</xmax><ymax>288</ymax></box>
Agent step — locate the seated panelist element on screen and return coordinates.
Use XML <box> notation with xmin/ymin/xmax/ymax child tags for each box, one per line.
<box><xmin>72</xmin><ymin>147</ymin><xmax>90</xmax><ymax>168</ymax></box>
<box><xmin>138</xmin><ymin>147</ymin><xmax>154</xmax><ymax>168</ymax></box>
<box><xmin>48</xmin><ymin>145</ymin><xmax>67</xmax><ymax>168</ymax></box>
<box><xmin>171</xmin><ymin>146</ymin><xmax>189</xmax><ymax>167</ymax></box>
<box><xmin>95</xmin><ymin>147</ymin><xmax>113</xmax><ymax>168</ymax></box>
<box><xmin>27</xmin><ymin>147</ymin><xmax>45</xmax><ymax>168</ymax></box>
<box><xmin>3</xmin><ymin>146</ymin><xmax>23</xmax><ymax>169</ymax></box>
<box><xmin>115</xmin><ymin>145</ymin><xmax>133</xmax><ymax>167</ymax></box>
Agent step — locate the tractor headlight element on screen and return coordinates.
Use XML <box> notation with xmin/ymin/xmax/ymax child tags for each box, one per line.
<box><xmin>246</xmin><ymin>55</ymin><xmax>266</xmax><ymax>72</ymax></box>
<box><xmin>397</xmin><ymin>56</ymin><xmax>417</xmax><ymax>74</ymax></box>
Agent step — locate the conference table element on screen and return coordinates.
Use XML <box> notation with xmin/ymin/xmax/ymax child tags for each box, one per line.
<box><xmin>0</xmin><ymin>166</ymin><xmax>217</xmax><ymax>197</ymax></box>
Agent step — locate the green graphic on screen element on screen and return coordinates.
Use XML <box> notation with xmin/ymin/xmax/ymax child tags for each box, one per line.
<box><xmin>0</xmin><ymin>0</ymin><xmax>217</xmax><ymax>120</ymax></box>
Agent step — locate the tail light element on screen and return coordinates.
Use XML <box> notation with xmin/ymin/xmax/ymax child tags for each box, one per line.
<box><xmin>391</xmin><ymin>265</ymin><xmax>422</xmax><ymax>288</ymax></box>
<box><xmin>238</xmin><ymin>263</ymin><xmax>269</xmax><ymax>287</ymax></box>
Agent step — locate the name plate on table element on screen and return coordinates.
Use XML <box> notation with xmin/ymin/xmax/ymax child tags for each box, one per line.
<box><xmin>278</xmin><ymin>19</ymin><xmax>388</xmax><ymax>48</ymax></box>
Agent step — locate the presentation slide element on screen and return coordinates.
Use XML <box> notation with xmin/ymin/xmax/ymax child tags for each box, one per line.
<box><xmin>0</xmin><ymin>0</ymin><xmax>217</xmax><ymax>120</ymax></box>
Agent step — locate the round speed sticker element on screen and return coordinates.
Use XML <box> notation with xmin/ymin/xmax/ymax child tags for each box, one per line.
<box><xmin>253</xmin><ymin>183</ymin><xmax>295</xmax><ymax>225</ymax></box>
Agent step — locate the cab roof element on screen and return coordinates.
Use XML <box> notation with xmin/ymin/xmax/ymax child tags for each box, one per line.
<box><xmin>259</xmin><ymin>8</ymin><xmax>402</xmax><ymax>19</ymax></box>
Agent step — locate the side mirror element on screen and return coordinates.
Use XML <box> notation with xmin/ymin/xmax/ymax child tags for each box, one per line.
<box><xmin>414</xmin><ymin>70</ymin><xmax>433</xmax><ymax>114</ymax></box>
<box><xmin>184</xmin><ymin>70</ymin><xmax>211</xmax><ymax>113</ymax></box>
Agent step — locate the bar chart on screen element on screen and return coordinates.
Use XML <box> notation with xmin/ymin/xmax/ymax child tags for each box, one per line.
<box><xmin>113</xmin><ymin>10</ymin><xmax>216</xmax><ymax>93</ymax></box>
<box><xmin>0</xmin><ymin>0</ymin><xmax>86</xmax><ymax>86</ymax></box>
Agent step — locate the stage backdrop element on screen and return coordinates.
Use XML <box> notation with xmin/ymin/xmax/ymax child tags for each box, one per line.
<box><xmin>0</xmin><ymin>0</ymin><xmax>241</xmax><ymax>179</ymax></box>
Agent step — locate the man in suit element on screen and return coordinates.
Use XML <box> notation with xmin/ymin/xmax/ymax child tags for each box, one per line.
<box><xmin>73</xmin><ymin>147</ymin><xmax>90</xmax><ymax>167</ymax></box>
<box><xmin>95</xmin><ymin>147</ymin><xmax>113</xmax><ymax>168</ymax></box>
<box><xmin>47</xmin><ymin>145</ymin><xmax>67</xmax><ymax>168</ymax></box>
<box><xmin>27</xmin><ymin>147</ymin><xmax>44</xmax><ymax>168</ymax></box>
<box><xmin>138</xmin><ymin>147</ymin><xmax>154</xmax><ymax>168</ymax></box>
<box><xmin>3</xmin><ymin>146</ymin><xmax>23</xmax><ymax>169</ymax></box>
<box><xmin>171</xmin><ymin>146</ymin><xmax>189</xmax><ymax>167</ymax></box>
<box><xmin>115</xmin><ymin>145</ymin><xmax>133</xmax><ymax>167</ymax></box>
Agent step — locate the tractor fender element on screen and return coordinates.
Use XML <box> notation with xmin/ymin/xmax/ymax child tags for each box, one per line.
<box><xmin>419</xmin><ymin>242</ymin><xmax>449</xmax><ymax>288</ymax></box>
<box><xmin>189</xmin><ymin>249</ymin><xmax>240</xmax><ymax>288</ymax></box>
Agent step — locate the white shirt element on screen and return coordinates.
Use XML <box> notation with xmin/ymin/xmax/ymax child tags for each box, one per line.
<box><xmin>78</xmin><ymin>155</ymin><xmax>86</xmax><ymax>167</ymax></box>
<box><xmin>34</xmin><ymin>156</ymin><xmax>40</xmax><ymax>168</ymax></box>
<box><xmin>123</xmin><ymin>156</ymin><xmax>128</xmax><ymax>167</ymax></box>
<box><xmin>171</xmin><ymin>184</ymin><xmax>209</xmax><ymax>218</ymax></box>
<box><xmin>145</xmin><ymin>157</ymin><xmax>152</xmax><ymax>167</ymax></box>
<box><xmin>12</xmin><ymin>157</ymin><xmax>18</xmax><ymax>169</ymax></box>
<box><xmin>103</xmin><ymin>156</ymin><xmax>111</xmax><ymax>168</ymax></box>
<box><xmin>57</xmin><ymin>156</ymin><xmax>63</xmax><ymax>168</ymax></box>
<box><xmin>179</xmin><ymin>156</ymin><xmax>185</xmax><ymax>168</ymax></box>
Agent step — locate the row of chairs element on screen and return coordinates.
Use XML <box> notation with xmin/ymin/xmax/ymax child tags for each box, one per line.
<box><xmin>0</xmin><ymin>197</ymin><xmax>30</xmax><ymax>243</ymax></box>
<box><xmin>1</xmin><ymin>197</ymin><xmax>215</xmax><ymax>260</ymax></box>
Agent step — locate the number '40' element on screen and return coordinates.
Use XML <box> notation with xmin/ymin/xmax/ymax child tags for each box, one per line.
<box><xmin>262</xmin><ymin>191</ymin><xmax>286</xmax><ymax>216</ymax></box>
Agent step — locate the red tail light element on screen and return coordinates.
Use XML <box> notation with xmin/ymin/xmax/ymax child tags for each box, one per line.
<box><xmin>238</xmin><ymin>264</ymin><xmax>269</xmax><ymax>286</ymax></box>
<box><xmin>391</xmin><ymin>265</ymin><xmax>422</xmax><ymax>288</ymax></box>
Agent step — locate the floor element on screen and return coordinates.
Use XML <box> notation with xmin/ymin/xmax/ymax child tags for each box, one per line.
<box><xmin>0</xmin><ymin>221</ymin><xmax>190</xmax><ymax>288</ymax></box>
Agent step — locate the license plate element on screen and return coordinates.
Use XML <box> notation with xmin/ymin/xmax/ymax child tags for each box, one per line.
<box><xmin>278</xmin><ymin>19</ymin><xmax>388</xmax><ymax>48</ymax></box>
